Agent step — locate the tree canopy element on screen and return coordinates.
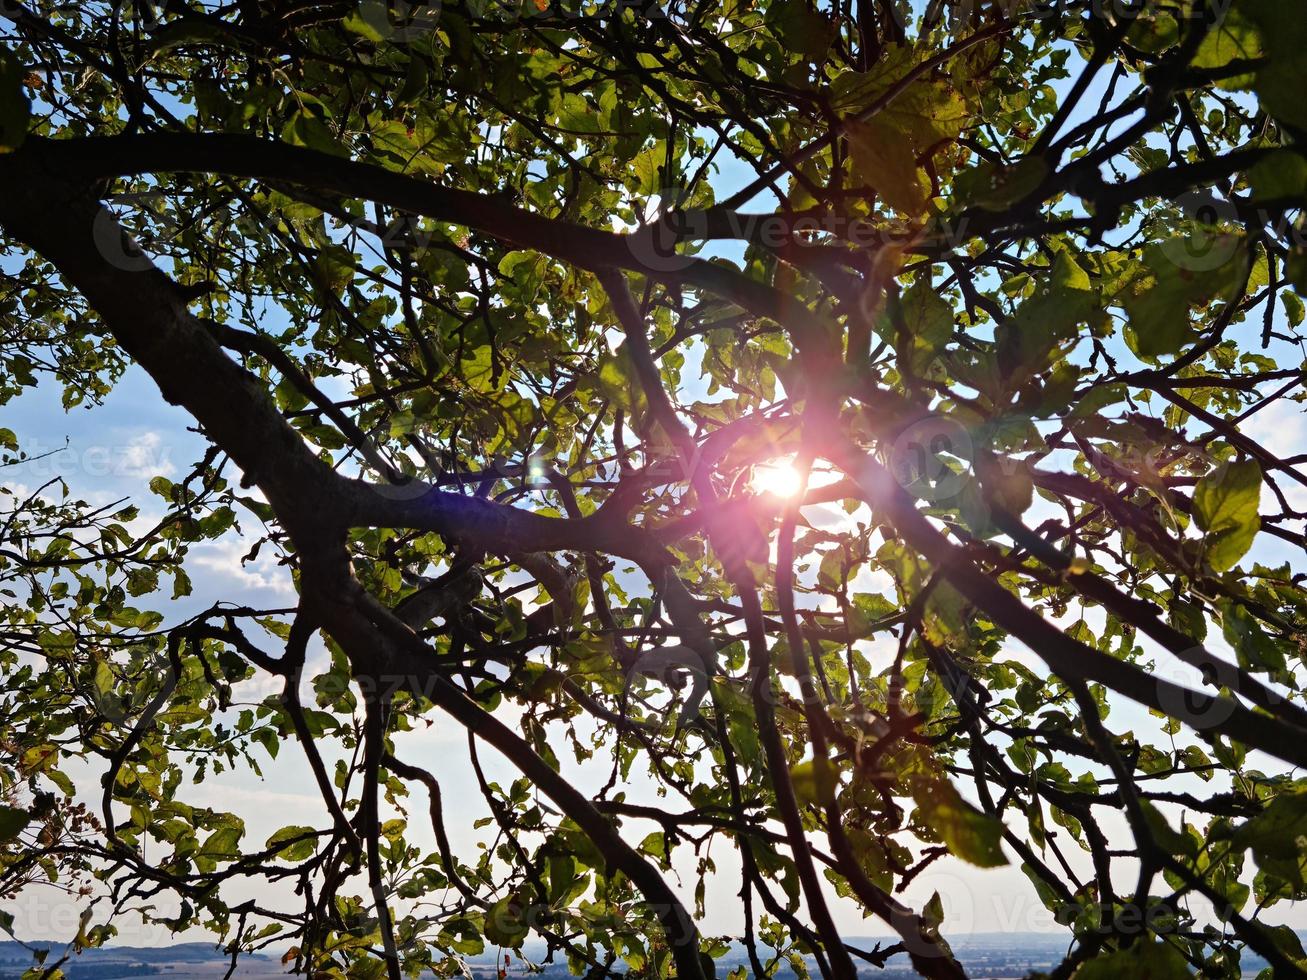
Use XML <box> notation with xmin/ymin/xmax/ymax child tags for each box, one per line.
<box><xmin>4</xmin><ymin>0</ymin><xmax>1307</xmax><ymax>976</ymax></box>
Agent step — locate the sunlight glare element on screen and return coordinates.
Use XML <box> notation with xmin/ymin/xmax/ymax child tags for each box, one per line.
<box><xmin>751</xmin><ymin>461</ymin><xmax>803</xmax><ymax>498</ymax></box>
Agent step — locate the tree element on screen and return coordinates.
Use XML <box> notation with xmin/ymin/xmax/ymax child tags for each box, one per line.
<box><xmin>3</xmin><ymin>0</ymin><xmax>1307</xmax><ymax>975</ymax></box>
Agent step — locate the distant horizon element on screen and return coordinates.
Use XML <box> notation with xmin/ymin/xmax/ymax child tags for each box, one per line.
<box><xmin>0</xmin><ymin>931</ymin><xmax>1079</xmax><ymax>963</ymax></box>
<box><xmin>1</xmin><ymin>932</ymin><xmax>1279</xmax><ymax>976</ymax></box>
<box><xmin>0</xmin><ymin>929</ymin><xmax>1259</xmax><ymax>956</ymax></box>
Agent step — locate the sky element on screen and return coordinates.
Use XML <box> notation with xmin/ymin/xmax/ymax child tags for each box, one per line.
<box><xmin>4</xmin><ymin>5</ymin><xmax>1307</xmax><ymax>963</ymax></box>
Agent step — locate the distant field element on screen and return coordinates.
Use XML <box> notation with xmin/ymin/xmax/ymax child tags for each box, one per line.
<box><xmin>1</xmin><ymin>933</ymin><xmax>1278</xmax><ymax>978</ymax></box>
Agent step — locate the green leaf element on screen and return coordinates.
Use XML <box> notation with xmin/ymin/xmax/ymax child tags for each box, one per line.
<box><xmin>281</xmin><ymin>109</ymin><xmax>348</xmax><ymax>157</ymax></box>
<box><xmin>1220</xmin><ymin>600</ymin><xmax>1285</xmax><ymax>673</ymax></box>
<box><xmin>438</xmin><ymin>916</ymin><xmax>485</xmax><ymax>956</ymax></box>
<box><xmin>1284</xmin><ymin>291</ymin><xmax>1306</xmax><ymax>327</ymax></box>
<box><xmin>1247</xmin><ymin>150</ymin><xmax>1307</xmax><ymax>203</ymax></box>
<box><xmin>394</xmin><ymin>54</ymin><xmax>429</xmax><ymax>105</ymax></box>
<box><xmin>764</xmin><ymin>0</ymin><xmax>835</xmax><ymax>61</ymax></box>
<box><xmin>977</xmin><ymin>456</ymin><xmax>1033</xmax><ymax>517</ymax></box>
<box><xmin>1193</xmin><ymin>460</ymin><xmax>1262</xmax><ymax>571</ymax></box>
<box><xmin>639</xmin><ymin>830</ymin><xmax>670</xmax><ymax>867</ymax></box>
<box><xmin>1167</xmin><ymin>597</ymin><xmax>1208</xmax><ymax>643</ymax></box>
<box><xmin>547</xmin><ymin>853</ymin><xmax>577</xmax><ymax>905</ymax></box>
<box><xmin>197</xmin><ymin>825</ymin><xmax>244</xmax><ymax>871</ymax></box>
<box><xmin>1071</xmin><ymin>940</ymin><xmax>1193</xmax><ymax>979</ymax></box>
<box><xmin>846</xmin><ymin>118</ymin><xmax>929</xmax><ymax>216</ymax></box>
<box><xmin>953</xmin><ymin>157</ymin><xmax>1048</xmax><ymax>211</ymax></box>
<box><xmin>1050</xmin><ymin>250</ymin><xmax>1091</xmax><ymax>291</ymax></box>
<box><xmin>0</xmin><ymin>45</ymin><xmax>31</xmax><ymax>153</ymax></box>
<box><xmin>1127</xmin><ymin>10</ymin><xmax>1179</xmax><ymax>55</ymax></box>
<box><xmin>1237</xmin><ymin>0</ymin><xmax>1307</xmax><ymax>127</ymax></box>
<box><xmin>341</xmin><ymin>9</ymin><xmax>386</xmax><ymax>42</ymax></box>
<box><xmin>1192</xmin><ymin>6</ymin><xmax>1262</xmax><ymax>79</ymax></box>
<box><xmin>0</xmin><ymin>805</ymin><xmax>31</xmax><ymax>843</ymax></box>
<box><xmin>630</xmin><ymin>144</ymin><xmax>665</xmax><ymax>195</ymax></box>
<box><xmin>1235</xmin><ymin>791</ymin><xmax>1307</xmax><ymax>895</ymax></box>
<box><xmin>996</xmin><ymin>280</ymin><xmax>1096</xmax><ymax>391</ymax></box>
<box><xmin>265</xmin><ymin>825</ymin><xmax>318</xmax><ymax>862</ymax></box>
<box><xmin>484</xmin><ymin>896</ymin><xmax>530</xmax><ymax>948</ymax></box>
<box><xmin>912</xmin><ymin>777</ymin><xmax>1007</xmax><ymax>868</ymax></box>
<box><xmin>788</xmin><ymin>758</ymin><xmax>838</xmax><ymax>809</ymax></box>
<box><xmin>1123</xmin><ymin>237</ymin><xmax>1247</xmax><ymax>358</ymax></box>
<box><xmin>900</xmin><ymin>281</ymin><xmax>953</xmax><ymax>349</ymax></box>
<box><xmin>891</xmin><ymin>280</ymin><xmax>954</xmax><ymax>370</ymax></box>
<box><xmin>830</xmin><ymin>49</ymin><xmax>969</xmax><ymax>146</ymax></box>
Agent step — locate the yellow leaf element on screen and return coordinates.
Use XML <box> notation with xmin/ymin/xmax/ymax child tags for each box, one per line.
<box><xmin>846</xmin><ymin>118</ymin><xmax>929</xmax><ymax>216</ymax></box>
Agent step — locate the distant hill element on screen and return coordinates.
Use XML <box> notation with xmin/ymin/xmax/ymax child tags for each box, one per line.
<box><xmin>1</xmin><ymin>942</ymin><xmax>270</xmax><ymax>964</ymax></box>
<box><xmin>0</xmin><ymin>942</ymin><xmax>278</xmax><ymax>980</ymax></box>
<box><xmin>0</xmin><ymin>933</ymin><xmax>1281</xmax><ymax>979</ymax></box>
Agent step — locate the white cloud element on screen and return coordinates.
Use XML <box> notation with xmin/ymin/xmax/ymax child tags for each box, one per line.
<box><xmin>1241</xmin><ymin>397</ymin><xmax>1307</xmax><ymax>515</ymax></box>
<box><xmin>191</xmin><ymin>538</ymin><xmax>297</xmax><ymax>595</ymax></box>
<box><xmin>117</xmin><ymin>429</ymin><xmax>176</xmax><ymax>479</ymax></box>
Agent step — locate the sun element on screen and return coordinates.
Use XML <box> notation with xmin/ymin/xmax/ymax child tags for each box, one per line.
<box><xmin>751</xmin><ymin>460</ymin><xmax>804</xmax><ymax>498</ymax></box>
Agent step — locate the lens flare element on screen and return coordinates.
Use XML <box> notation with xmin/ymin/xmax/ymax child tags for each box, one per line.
<box><xmin>751</xmin><ymin>461</ymin><xmax>803</xmax><ymax>498</ymax></box>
